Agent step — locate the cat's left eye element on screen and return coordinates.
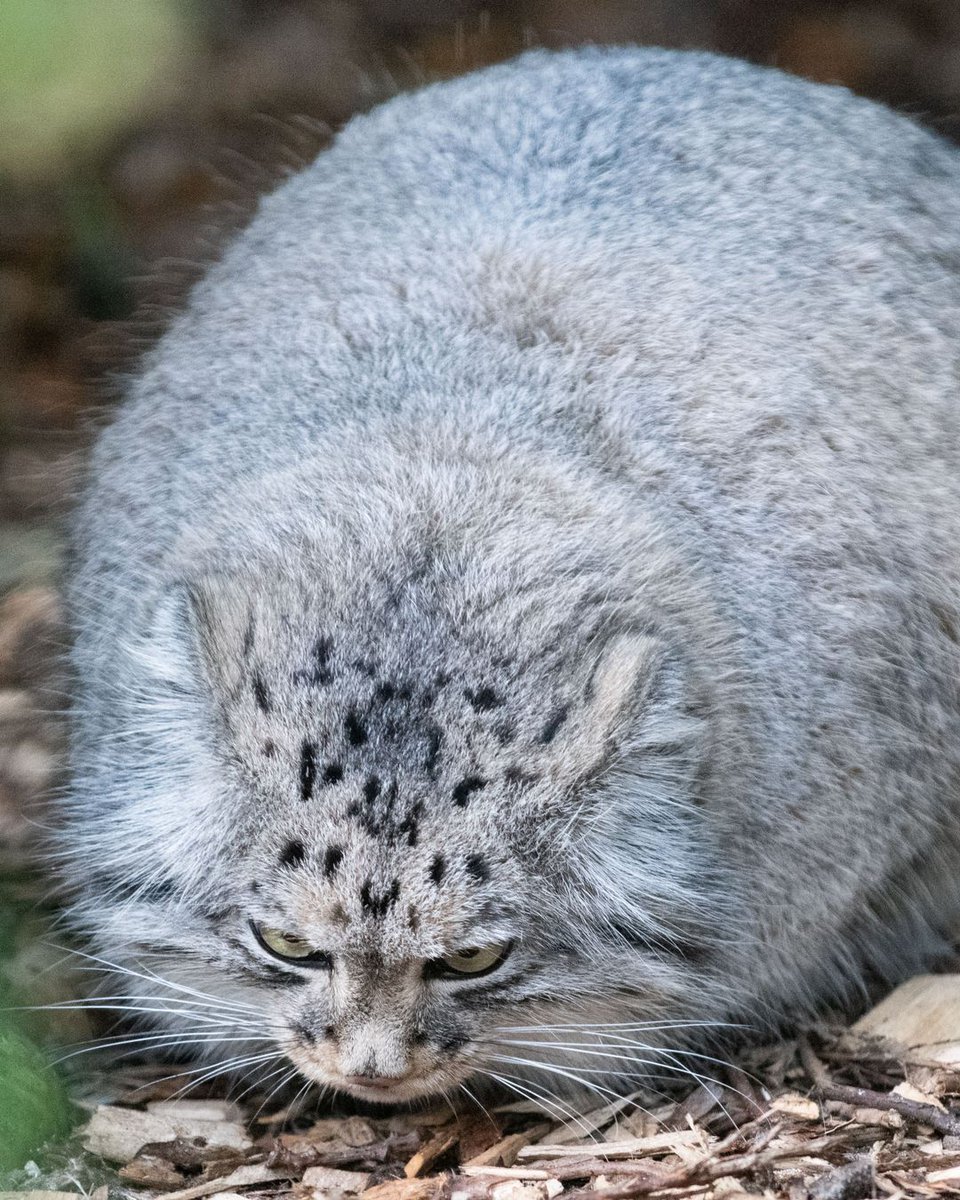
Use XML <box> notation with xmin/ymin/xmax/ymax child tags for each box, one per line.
<box><xmin>427</xmin><ymin>941</ymin><xmax>513</xmax><ymax>979</ymax></box>
<box><xmin>250</xmin><ymin>921</ymin><xmax>332</xmax><ymax>968</ymax></box>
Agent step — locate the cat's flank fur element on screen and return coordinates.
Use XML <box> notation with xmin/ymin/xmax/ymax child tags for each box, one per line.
<box><xmin>60</xmin><ymin>47</ymin><xmax>960</xmax><ymax>1106</ymax></box>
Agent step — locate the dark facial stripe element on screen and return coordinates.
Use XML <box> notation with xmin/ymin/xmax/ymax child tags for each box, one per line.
<box><xmin>300</xmin><ymin>741</ymin><xmax>318</xmax><ymax>801</ymax></box>
<box><xmin>345</xmin><ymin>708</ymin><xmax>367</xmax><ymax>746</ymax></box>
<box><xmin>540</xmin><ymin>704</ymin><xmax>569</xmax><ymax>743</ymax></box>
<box><xmin>252</xmin><ymin>671</ymin><xmax>270</xmax><ymax>712</ymax></box>
<box><xmin>456</xmin><ymin>969</ymin><xmax>533</xmax><ymax>1008</ymax></box>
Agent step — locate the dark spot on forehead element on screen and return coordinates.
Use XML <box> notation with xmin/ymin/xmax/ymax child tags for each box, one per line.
<box><xmin>465</xmin><ymin>686</ymin><xmax>503</xmax><ymax>711</ymax></box>
<box><xmin>540</xmin><ymin>704</ymin><xmax>569</xmax><ymax>744</ymax></box>
<box><xmin>465</xmin><ymin>854</ymin><xmax>490</xmax><ymax>883</ymax></box>
<box><xmin>398</xmin><ymin>800</ymin><xmax>422</xmax><ymax>847</ymax></box>
<box><xmin>495</xmin><ymin>720</ymin><xmax>516</xmax><ymax>745</ymax></box>
<box><xmin>452</xmin><ymin>776</ymin><xmax>486</xmax><ymax>807</ymax></box>
<box><xmin>429</xmin><ymin>854</ymin><xmax>446</xmax><ymax>885</ymax></box>
<box><xmin>324</xmin><ymin>844</ymin><xmax>344</xmax><ymax>877</ymax></box>
<box><xmin>346</xmin><ymin>708</ymin><xmax>367</xmax><ymax>746</ymax></box>
<box><xmin>279</xmin><ymin>839</ymin><xmax>307</xmax><ymax>868</ymax></box>
<box><xmin>300</xmin><ymin>741</ymin><xmax>318</xmax><ymax>801</ymax></box>
<box><xmin>424</xmin><ymin>725</ymin><xmax>443</xmax><ymax>775</ymax></box>
<box><xmin>435</xmin><ymin>671</ymin><xmax>451</xmax><ymax>688</ymax></box>
<box><xmin>407</xmin><ymin>903</ymin><xmax>420</xmax><ymax>931</ymax></box>
<box><xmin>505</xmin><ymin>766</ymin><xmax>539</xmax><ymax>789</ymax></box>
<box><xmin>376</xmin><ymin>682</ymin><xmax>396</xmax><ymax>702</ymax></box>
<box><xmin>363</xmin><ymin>775</ymin><xmax>381</xmax><ymax>804</ymax></box>
<box><xmin>352</xmin><ymin>658</ymin><xmax>376</xmax><ymax>677</ymax></box>
<box><xmin>323</xmin><ymin>762</ymin><xmax>344</xmax><ymax>785</ymax></box>
<box><xmin>294</xmin><ymin>635</ymin><xmax>335</xmax><ymax>686</ymax></box>
<box><xmin>242</xmin><ymin>617</ymin><xmax>255</xmax><ymax>658</ymax></box>
<box><xmin>252</xmin><ymin>671</ymin><xmax>271</xmax><ymax>712</ymax></box>
<box><xmin>262</xmin><ymin>739</ymin><xmax>276</xmax><ymax>757</ymax></box>
<box><xmin>249</xmin><ymin>880</ymin><xmax>261</xmax><ymax>893</ymax></box>
<box><xmin>359</xmin><ymin>878</ymin><xmax>401</xmax><ymax>918</ymax></box>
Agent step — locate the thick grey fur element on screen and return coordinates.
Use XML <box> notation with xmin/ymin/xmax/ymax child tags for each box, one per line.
<box><xmin>59</xmin><ymin>46</ymin><xmax>960</xmax><ymax>1106</ymax></box>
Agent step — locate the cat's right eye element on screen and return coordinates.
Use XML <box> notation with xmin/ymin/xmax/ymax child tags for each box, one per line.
<box><xmin>426</xmin><ymin>941</ymin><xmax>513</xmax><ymax>979</ymax></box>
<box><xmin>250</xmin><ymin>921</ymin><xmax>332</xmax><ymax>968</ymax></box>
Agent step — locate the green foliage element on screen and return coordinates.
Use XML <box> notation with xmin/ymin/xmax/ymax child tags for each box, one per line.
<box><xmin>0</xmin><ymin>0</ymin><xmax>199</xmax><ymax>178</ymax></box>
<box><xmin>0</xmin><ymin>1025</ymin><xmax>74</xmax><ymax>1173</ymax></box>
<box><xmin>0</xmin><ymin>865</ymin><xmax>77</xmax><ymax>1175</ymax></box>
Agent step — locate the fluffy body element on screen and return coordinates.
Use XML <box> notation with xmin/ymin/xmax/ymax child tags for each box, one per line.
<box><xmin>60</xmin><ymin>47</ymin><xmax>960</xmax><ymax>1108</ymax></box>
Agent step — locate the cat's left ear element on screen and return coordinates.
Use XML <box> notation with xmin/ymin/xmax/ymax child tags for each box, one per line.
<box><xmin>550</xmin><ymin>631</ymin><xmax>710</xmax><ymax>793</ymax></box>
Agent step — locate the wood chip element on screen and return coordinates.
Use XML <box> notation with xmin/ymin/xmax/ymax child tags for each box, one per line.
<box><xmin>147</xmin><ymin>1100</ymin><xmax>246</xmax><ymax>1123</ymax></box>
<box><xmin>769</xmin><ymin>1092</ymin><xmax>821</xmax><ymax>1121</ymax></box>
<box><xmin>404</xmin><ymin>1126</ymin><xmax>459</xmax><ymax>1177</ymax></box>
<box><xmin>461</xmin><ymin>1168</ymin><xmax>552</xmax><ymax>1181</ymax></box>
<box><xmin>361</xmin><ymin>1178</ymin><xmax>446</xmax><ymax>1200</ymax></box>
<box><xmin>457</xmin><ymin>1112</ymin><xmax>505</xmax><ymax>1162</ymax></box>
<box><xmin>83</xmin><ymin>1104</ymin><xmax>252</xmax><ymax>1163</ymax></box>
<box><xmin>516</xmin><ymin>1130</ymin><xmax>702</xmax><ymax>1161</ymax></box>
<box><xmin>0</xmin><ymin>1193</ymin><xmax>83</xmax><ymax>1200</ymax></box>
<box><xmin>299</xmin><ymin>1165</ymin><xmax>372</xmax><ymax>1193</ymax></box>
<box><xmin>489</xmin><ymin>1182</ymin><xmax>560</xmax><ymax>1200</ymax></box>
<box><xmin>465</xmin><ymin>1125</ymin><xmax>553</xmax><ymax>1169</ymax></box>
<box><xmin>300</xmin><ymin>1117</ymin><xmax>379</xmax><ymax>1147</ymax></box>
<box><xmin>153</xmin><ymin>1164</ymin><xmax>290</xmax><ymax>1200</ymax></box>
<box><xmin>852</xmin><ymin>975</ymin><xmax>960</xmax><ymax>1064</ymax></box>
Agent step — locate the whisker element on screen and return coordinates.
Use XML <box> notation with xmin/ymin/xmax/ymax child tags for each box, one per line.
<box><xmin>20</xmin><ymin>1001</ymin><xmax>261</xmax><ymax>1030</ymax></box>
<box><xmin>51</xmin><ymin>1032</ymin><xmax>266</xmax><ymax>1067</ymax></box>
<box><xmin>52</xmin><ymin>945</ymin><xmax>261</xmax><ymax>1017</ymax></box>
<box><xmin>479</xmin><ymin>1068</ymin><xmax>589</xmax><ymax>1136</ymax></box>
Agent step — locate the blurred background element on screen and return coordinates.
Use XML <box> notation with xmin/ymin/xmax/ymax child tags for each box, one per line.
<box><xmin>1</xmin><ymin>0</ymin><xmax>960</xmax><ymax>1174</ymax></box>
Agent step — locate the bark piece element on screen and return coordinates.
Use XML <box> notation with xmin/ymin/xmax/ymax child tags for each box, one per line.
<box><xmin>298</xmin><ymin>1165</ymin><xmax>372</xmax><ymax>1194</ymax></box>
<box><xmin>361</xmin><ymin>1178</ymin><xmax>445</xmax><ymax>1200</ymax></box>
<box><xmin>852</xmin><ymin>975</ymin><xmax>960</xmax><ymax>1065</ymax></box>
<box><xmin>83</xmin><ymin>1104</ymin><xmax>252</xmax><ymax>1163</ymax></box>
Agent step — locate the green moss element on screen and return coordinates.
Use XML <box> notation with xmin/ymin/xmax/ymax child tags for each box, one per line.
<box><xmin>0</xmin><ymin>1024</ymin><xmax>75</xmax><ymax>1173</ymax></box>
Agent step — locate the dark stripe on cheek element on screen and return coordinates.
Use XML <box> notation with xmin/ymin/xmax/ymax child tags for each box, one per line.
<box><xmin>300</xmin><ymin>741</ymin><xmax>318</xmax><ymax>800</ymax></box>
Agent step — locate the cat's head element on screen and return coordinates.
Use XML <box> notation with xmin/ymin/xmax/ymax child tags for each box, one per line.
<box><xmin>63</xmin><ymin>443</ymin><xmax>736</xmax><ymax>1104</ymax></box>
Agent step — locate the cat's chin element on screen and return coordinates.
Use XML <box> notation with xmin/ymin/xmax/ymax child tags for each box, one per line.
<box><xmin>285</xmin><ymin>1048</ymin><xmax>470</xmax><ymax>1106</ymax></box>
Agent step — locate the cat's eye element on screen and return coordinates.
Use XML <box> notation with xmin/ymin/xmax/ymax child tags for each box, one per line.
<box><xmin>428</xmin><ymin>941</ymin><xmax>513</xmax><ymax>979</ymax></box>
<box><xmin>250</xmin><ymin>921</ymin><xmax>331</xmax><ymax>968</ymax></box>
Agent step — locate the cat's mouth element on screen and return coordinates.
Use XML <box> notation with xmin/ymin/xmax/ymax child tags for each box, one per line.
<box><xmin>287</xmin><ymin>1045</ymin><xmax>471</xmax><ymax>1104</ymax></box>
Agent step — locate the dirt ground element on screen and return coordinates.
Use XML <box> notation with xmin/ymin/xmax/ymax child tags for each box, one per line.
<box><xmin>1</xmin><ymin>2</ymin><xmax>960</xmax><ymax>1196</ymax></box>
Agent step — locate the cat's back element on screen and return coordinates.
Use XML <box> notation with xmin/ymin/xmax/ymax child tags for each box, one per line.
<box><xmin>76</xmin><ymin>46</ymin><xmax>960</xmax><ymax>621</ymax></box>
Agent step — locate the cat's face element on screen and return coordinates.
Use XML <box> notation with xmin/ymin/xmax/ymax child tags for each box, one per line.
<box><xmin>65</xmin><ymin>457</ymin><xmax>731</xmax><ymax>1106</ymax></box>
<box><xmin>73</xmin><ymin>571</ymin><xmax>725</xmax><ymax>1108</ymax></box>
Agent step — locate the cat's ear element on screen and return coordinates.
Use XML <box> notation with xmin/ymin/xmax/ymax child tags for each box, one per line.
<box><xmin>546</xmin><ymin>633</ymin><xmax>719</xmax><ymax>962</ymax></box>
<box><xmin>553</xmin><ymin>632</ymin><xmax>710</xmax><ymax>791</ymax></box>
<box><xmin>133</xmin><ymin>575</ymin><xmax>250</xmax><ymax>699</ymax></box>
